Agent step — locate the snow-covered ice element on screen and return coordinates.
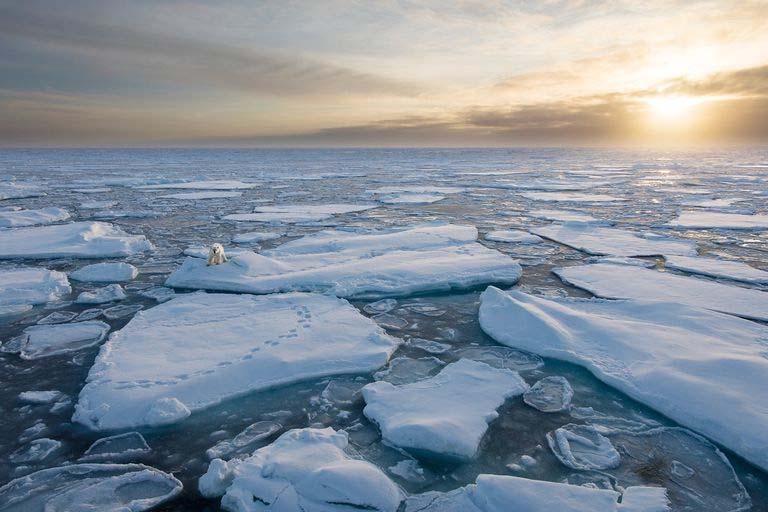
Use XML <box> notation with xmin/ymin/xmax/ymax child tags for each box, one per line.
<box><xmin>523</xmin><ymin>376</ymin><xmax>573</xmax><ymax>412</ymax></box>
<box><xmin>0</xmin><ymin>207</ymin><xmax>70</xmax><ymax>228</ymax></box>
<box><xmin>159</xmin><ymin>191</ymin><xmax>243</xmax><ymax>199</ymax></box>
<box><xmin>362</xmin><ymin>359</ymin><xmax>528</xmax><ymax>460</ymax></box>
<box><xmin>18</xmin><ymin>390</ymin><xmax>64</xmax><ymax>404</ymax></box>
<box><xmin>668</xmin><ymin>211</ymin><xmax>768</xmax><ymax>229</ymax></box>
<box><xmin>69</xmin><ymin>262</ymin><xmax>139</xmax><ymax>282</ymax></box>
<box><xmin>547</xmin><ymin>423</ymin><xmax>621</xmax><ymax>470</ymax></box>
<box><xmin>531</xmin><ymin>224</ymin><xmax>697</xmax><ymax>256</ymax></box>
<box><xmin>679</xmin><ymin>197</ymin><xmax>746</xmax><ymax>208</ymax></box>
<box><xmin>75</xmin><ymin>284</ymin><xmax>127</xmax><ymax>304</ymax></box>
<box><xmin>520</xmin><ymin>192</ymin><xmax>628</xmax><ymax>203</ymax></box>
<box><xmin>0</xmin><ymin>463</ymin><xmax>182</xmax><ymax>511</ymax></box>
<box><xmin>73</xmin><ymin>292</ymin><xmax>399</xmax><ymax>430</ymax></box>
<box><xmin>0</xmin><ymin>222</ymin><xmax>153</xmax><ymax>259</ymax></box>
<box><xmin>0</xmin><ymin>268</ymin><xmax>71</xmax><ymax>308</ymax></box>
<box><xmin>663</xmin><ymin>255</ymin><xmax>768</xmax><ymax>284</ymax></box>
<box><xmin>527</xmin><ymin>209</ymin><xmax>609</xmax><ymax>224</ymax></box>
<box><xmin>199</xmin><ymin>427</ymin><xmax>403</xmax><ymax>512</ymax></box>
<box><xmin>0</xmin><ymin>184</ymin><xmax>46</xmax><ymax>200</ymax></box>
<box><xmin>231</xmin><ymin>231</ymin><xmax>283</xmax><ymax>243</ymax></box>
<box><xmin>554</xmin><ymin>263</ymin><xmax>768</xmax><ymax>321</ymax></box>
<box><xmin>479</xmin><ymin>287</ymin><xmax>768</xmax><ymax>471</ymax></box>
<box><xmin>484</xmin><ymin>230</ymin><xmax>543</xmax><ymax>244</ymax></box>
<box><xmin>13</xmin><ymin>321</ymin><xmax>111</xmax><ymax>360</ymax></box>
<box><xmin>138</xmin><ymin>179</ymin><xmax>256</xmax><ymax>190</ymax></box>
<box><xmin>166</xmin><ymin>224</ymin><xmax>522</xmax><ymax>298</ymax></box>
<box><xmin>223</xmin><ymin>203</ymin><xmax>378</xmax><ymax>223</ymax></box>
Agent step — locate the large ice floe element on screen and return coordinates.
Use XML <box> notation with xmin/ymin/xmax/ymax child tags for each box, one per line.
<box><xmin>166</xmin><ymin>224</ymin><xmax>522</xmax><ymax>299</ymax></box>
<box><xmin>0</xmin><ymin>207</ymin><xmax>70</xmax><ymax>228</ymax></box>
<box><xmin>0</xmin><ymin>463</ymin><xmax>182</xmax><ymax>512</ymax></box>
<box><xmin>531</xmin><ymin>224</ymin><xmax>696</xmax><ymax>256</ymax></box>
<box><xmin>554</xmin><ymin>262</ymin><xmax>768</xmax><ymax>321</ymax></box>
<box><xmin>223</xmin><ymin>203</ymin><xmax>378</xmax><ymax>223</ymax></box>
<box><xmin>527</xmin><ymin>208</ymin><xmax>609</xmax><ymax>224</ymax></box>
<box><xmin>159</xmin><ymin>191</ymin><xmax>243</xmax><ymax>200</ymax></box>
<box><xmin>663</xmin><ymin>255</ymin><xmax>768</xmax><ymax>284</ymax></box>
<box><xmin>73</xmin><ymin>292</ymin><xmax>399</xmax><ymax>430</ymax></box>
<box><xmin>520</xmin><ymin>192</ymin><xmax>628</xmax><ymax>203</ymax></box>
<box><xmin>668</xmin><ymin>211</ymin><xmax>768</xmax><ymax>229</ymax></box>
<box><xmin>478</xmin><ymin>287</ymin><xmax>768</xmax><ymax>472</ymax></box>
<box><xmin>0</xmin><ymin>222</ymin><xmax>153</xmax><ymax>259</ymax></box>
<box><xmin>362</xmin><ymin>359</ymin><xmax>528</xmax><ymax>461</ymax></box>
<box><xmin>0</xmin><ymin>268</ymin><xmax>71</xmax><ymax>313</ymax></box>
<box><xmin>69</xmin><ymin>262</ymin><xmax>139</xmax><ymax>282</ymax></box>
<box><xmin>199</xmin><ymin>427</ymin><xmax>403</xmax><ymax>512</ymax></box>
<box><xmin>137</xmin><ymin>179</ymin><xmax>256</xmax><ymax>190</ymax></box>
<box><xmin>403</xmin><ymin>474</ymin><xmax>669</xmax><ymax>512</ymax></box>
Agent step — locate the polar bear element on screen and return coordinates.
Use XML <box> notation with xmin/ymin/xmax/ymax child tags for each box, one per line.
<box><xmin>207</xmin><ymin>243</ymin><xmax>228</xmax><ymax>266</ymax></box>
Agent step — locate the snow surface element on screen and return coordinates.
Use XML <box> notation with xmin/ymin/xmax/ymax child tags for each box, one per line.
<box><xmin>73</xmin><ymin>292</ymin><xmax>399</xmax><ymax>430</ymax></box>
<box><xmin>0</xmin><ymin>463</ymin><xmax>182</xmax><ymax>511</ymax></box>
<box><xmin>668</xmin><ymin>211</ymin><xmax>768</xmax><ymax>229</ymax></box>
<box><xmin>663</xmin><ymin>255</ymin><xmax>768</xmax><ymax>284</ymax></box>
<box><xmin>484</xmin><ymin>230</ymin><xmax>543</xmax><ymax>244</ymax></box>
<box><xmin>0</xmin><ymin>268</ymin><xmax>71</xmax><ymax>308</ymax></box>
<box><xmin>0</xmin><ymin>207</ymin><xmax>70</xmax><ymax>228</ymax></box>
<box><xmin>159</xmin><ymin>191</ymin><xmax>243</xmax><ymax>199</ymax></box>
<box><xmin>17</xmin><ymin>321</ymin><xmax>111</xmax><ymax>359</ymax></box>
<box><xmin>532</xmin><ymin>224</ymin><xmax>696</xmax><ymax>256</ymax></box>
<box><xmin>479</xmin><ymin>287</ymin><xmax>768</xmax><ymax>472</ymax></box>
<box><xmin>520</xmin><ymin>192</ymin><xmax>628</xmax><ymax>202</ymax></box>
<box><xmin>223</xmin><ymin>203</ymin><xmax>378</xmax><ymax>223</ymax></box>
<box><xmin>70</xmin><ymin>262</ymin><xmax>139</xmax><ymax>282</ymax></box>
<box><xmin>166</xmin><ymin>224</ymin><xmax>522</xmax><ymax>299</ymax></box>
<box><xmin>0</xmin><ymin>222</ymin><xmax>153</xmax><ymax>259</ymax></box>
<box><xmin>362</xmin><ymin>359</ymin><xmax>528</xmax><ymax>460</ymax></box>
<box><xmin>403</xmin><ymin>474</ymin><xmax>669</xmax><ymax>512</ymax></box>
<box><xmin>554</xmin><ymin>263</ymin><xmax>768</xmax><ymax>321</ymax></box>
<box><xmin>199</xmin><ymin>427</ymin><xmax>403</xmax><ymax>512</ymax></box>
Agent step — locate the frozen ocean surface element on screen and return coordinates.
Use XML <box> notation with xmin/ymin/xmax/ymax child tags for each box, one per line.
<box><xmin>0</xmin><ymin>148</ymin><xmax>767</xmax><ymax>511</ymax></box>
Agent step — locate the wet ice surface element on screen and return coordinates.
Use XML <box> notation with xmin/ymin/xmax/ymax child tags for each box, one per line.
<box><xmin>0</xmin><ymin>148</ymin><xmax>767</xmax><ymax>511</ymax></box>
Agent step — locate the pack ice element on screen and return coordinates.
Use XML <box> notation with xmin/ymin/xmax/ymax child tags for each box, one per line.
<box><xmin>73</xmin><ymin>292</ymin><xmax>399</xmax><ymax>430</ymax></box>
<box><xmin>0</xmin><ymin>184</ymin><xmax>46</xmax><ymax>200</ymax></box>
<box><xmin>166</xmin><ymin>224</ymin><xmax>523</xmax><ymax>299</ymax></box>
<box><xmin>484</xmin><ymin>230</ymin><xmax>543</xmax><ymax>244</ymax></box>
<box><xmin>0</xmin><ymin>268</ymin><xmax>71</xmax><ymax>312</ymax></box>
<box><xmin>0</xmin><ymin>463</ymin><xmax>182</xmax><ymax>512</ymax></box>
<box><xmin>668</xmin><ymin>211</ymin><xmax>768</xmax><ymax>230</ymax></box>
<box><xmin>199</xmin><ymin>427</ymin><xmax>403</xmax><ymax>512</ymax></box>
<box><xmin>0</xmin><ymin>207</ymin><xmax>70</xmax><ymax>228</ymax></box>
<box><xmin>223</xmin><ymin>203</ymin><xmax>377</xmax><ymax>223</ymax></box>
<box><xmin>663</xmin><ymin>255</ymin><xmax>768</xmax><ymax>284</ymax></box>
<box><xmin>478</xmin><ymin>287</ymin><xmax>768</xmax><ymax>472</ymax></box>
<box><xmin>362</xmin><ymin>359</ymin><xmax>528</xmax><ymax>461</ymax></box>
<box><xmin>0</xmin><ymin>222</ymin><xmax>153</xmax><ymax>259</ymax></box>
<box><xmin>531</xmin><ymin>224</ymin><xmax>696</xmax><ymax>256</ymax></box>
<box><xmin>159</xmin><ymin>191</ymin><xmax>243</xmax><ymax>199</ymax></box>
<box><xmin>403</xmin><ymin>474</ymin><xmax>669</xmax><ymax>512</ymax></box>
<box><xmin>520</xmin><ymin>192</ymin><xmax>627</xmax><ymax>203</ymax></box>
<box><xmin>69</xmin><ymin>262</ymin><xmax>139</xmax><ymax>282</ymax></box>
<box><xmin>137</xmin><ymin>180</ymin><xmax>257</xmax><ymax>190</ymax></box>
<box><xmin>554</xmin><ymin>263</ymin><xmax>768</xmax><ymax>321</ymax></box>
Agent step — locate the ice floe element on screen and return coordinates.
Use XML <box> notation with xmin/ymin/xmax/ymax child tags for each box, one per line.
<box><xmin>679</xmin><ymin>197</ymin><xmax>746</xmax><ymax>208</ymax></box>
<box><xmin>531</xmin><ymin>224</ymin><xmax>696</xmax><ymax>256</ymax></box>
<box><xmin>0</xmin><ymin>222</ymin><xmax>153</xmax><ymax>259</ymax></box>
<box><xmin>484</xmin><ymin>230</ymin><xmax>543</xmax><ymax>244</ymax></box>
<box><xmin>554</xmin><ymin>263</ymin><xmax>768</xmax><ymax>321</ymax></box>
<box><xmin>0</xmin><ymin>207</ymin><xmax>70</xmax><ymax>228</ymax></box>
<box><xmin>69</xmin><ymin>262</ymin><xmax>139</xmax><ymax>282</ymax></box>
<box><xmin>223</xmin><ymin>203</ymin><xmax>378</xmax><ymax>223</ymax></box>
<box><xmin>199</xmin><ymin>427</ymin><xmax>403</xmax><ymax>512</ymax></box>
<box><xmin>0</xmin><ymin>463</ymin><xmax>182</xmax><ymax>511</ymax></box>
<box><xmin>0</xmin><ymin>268</ymin><xmax>71</xmax><ymax>309</ymax></box>
<box><xmin>159</xmin><ymin>191</ymin><xmax>243</xmax><ymax>200</ymax></box>
<box><xmin>403</xmin><ymin>474</ymin><xmax>669</xmax><ymax>512</ymax></box>
<box><xmin>80</xmin><ymin>432</ymin><xmax>151</xmax><ymax>462</ymax></box>
<box><xmin>12</xmin><ymin>321</ymin><xmax>111</xmax><ymax>360</ymax></box>
<box><xmin>547</xmin><ymin>423</ymin><xmax>620</xmax><ymax>470</ymax></box>
<box><xmin>663</xmin><ymin>255</ymin><xmax>768</xmax><ymax>284</ymax></box>
<box><xmin>523</xmin><ymin>376</ymin><xmax>573</xmax><ymax>412</ymax></box>
<box><xmin>166</xmin><ymin>224</ymin><xmax>522</xmax><ymax>299</ymax></box>
<box><xmin>138</xmin><ymin>179</ymin><xmax>256</xmax><ymax>190</ymax></box>
<box><xmin>73</xmin><ymin>292</ymin><xmax>399</xmax><ymax>430</ymax></box>
<box><xmin>520</xmin><ymin>192</ymin><xmax>628</xmax><ymax>203</ymax></box>
<box><xmin>206</xmin><ymin>421</ymin><xmax>282</xmax><ymax>460</ymax></box>
<box><xmin>479</xmin><ymin>287</ymin><xmax>768</xmax><ymax>471</ymax></box>
<box><xmin>231</xmin><ymin>230</ymin><xmax>283</xmax><ymax>243</ymax></box>
<box><xmin>0</xmin><ymin>184</ymin><xmax>46</xmax><ymax>200</ymax></box>
<box><xmin>527</xmin><ymin>209</ymin><xmax>609</xmax><ymax>224</ymax></box>
<box><xmin>362</xmin><ymin>359</ymin><xmax>528</xmax><ymax>460</ymax></box>
<box><xmin>668</xmin><ymin>211</ymin><xmax>768</xmax><ymax>230</ymax></box>
<box><xmin>378</xmin><ymin>192</ymin><xmax>446</xmax><ymax>204</ymax></box>
<box><xmin>18</xmin><ymin>390</ymin><xmax>64</xmax><ymax>404</ymax></box>
<box><xmin>75</xmin><ymin>284</ymin><xmax>127</xmax><ymax>304</ymax></box>
<box><xmin>10</xmin><ymin>438</ymin><xmax>62</xmax><ymax>464</ymax></box>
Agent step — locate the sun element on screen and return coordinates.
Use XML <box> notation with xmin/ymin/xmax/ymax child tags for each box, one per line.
<box><xmin>645</xmin><ymin>95</ymin><xmax>701</xmax><ymax>121</ymax></box>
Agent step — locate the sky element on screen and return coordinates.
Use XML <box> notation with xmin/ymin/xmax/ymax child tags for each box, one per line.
<box><xmin>1</xmin><ymin>0</ymin><xmax>767</xmax><ymax>147</ymax></box>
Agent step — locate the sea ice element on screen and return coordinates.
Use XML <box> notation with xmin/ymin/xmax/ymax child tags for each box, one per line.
<box><xmin>479</xmin><ymin>287</ymin><xmax>768</xmax><ymax>471</ymax></box>
<box><xmin>75</xmin><ymin>284</ymin><xmax>127</xmax><ymax>304</ymax></box>
<box><xmin>199</xmin><ymin>427</ymin><xmax>403</xmax><ymax>512</ymax></box>
<box><xmin>37</xmin><ymin>311</ymin><xmax>78</xmax><ymax>324</ymax></box>
<box><xmin>166</xmin><ymin>224</ymin><xmax>522</xmax><ymax>299</ymax></box>
<box><xmin>69</xmin><ymin>262</ymin><xmax>139</xmax><ymax>282</ymax></box>
<box><xmin>0</xmin><ymin>207</ymin><xmax>70</xmax><ymax>228</ymax></box>
<box><xmin>484</xmin><ymin>230</ymin><xmax>543</xmax><ymax>244</ymax></box>
<box><xmin>554</xmin><ymin>263</ymin><xmax>768</xmax><ymax>321</ymax></box>
<box><xmin>0</xmin><ymin>463</ymin><xmax>182</xmax><ymax>511</ymax></box>
<box><xmin>0</xmin><ymin>184</ymin><xmax>46</xmax><ymax>200</ymax></box>
<box><xmin>531</xmin><ymin>224</ymin><xmax>696</xmax><ymax>256</ymax></box>
<box><xmin>13</xmin><ymin>321</ymin><xmax>110</xmax><ymax>360</ymax></box>
<box><xmin>547</xmin><ymin>423</ymin><xmax>621</xmax><ymax>470</ymax></box>
<box><xmin>362</xmin><ymin>359</ymin><xmax>528</xmax><ymax>460</ymax></box>
<box><xmin>80</xmin><ymin>432</ymin><xmax>151</xmax><ymax>462</ymax></box>
<box><xmin>523</xmin><ymin>376</ymin><xmax>573</xmax><ymax>412</ymax></box>
<box><xmin>231</xmin><ymin>230</ymin><xmax>283</xmax><ymax>243</ymax></box>
<box><xmin>663</xmin><ymin>255</ymin><xmax>768</xmax><ymax>284</ymax></box>
<box><xmin>528</xmin><ymin>209</ymin><xmax>608</xmax><ymax>223</ymax></box>
<box><xmin>520</xmin><ymin>192</ymin><xmax>627</xmax><ymax>202</ymax></box>
<box><xmin>378</xmin><ymin>192</ymin><xmax>446</xmax><ymax>204</ymax></box>
<box><xmin>79</xmin><ymin>200</ymin><xmax>117</xmax><ymax>209</ymax></box>
<box><xmin>9</xmin><ymin>438</ymin><xmax>62</xmax><ymax>464</ymax></box>
<box><xmin>668</xmin><ymin>211</ymin><xmax>768</xmax><ymax>229</ymax></box>
<box><xmin>223</xmin><ymin>203</ymin><xmax>378</xmax><ymax>223</ymax></box>
<box><xmin>0</xmin><ymin>268</ymin><xmax>71</xmax><ymax>308</ymax></box>
<box><xmin>679</xmin><ymin>197</ymin><xmax>746</xmax><ymax>208</ymax></box>
<box><xmin>206</xmin><ymin>421</ymin><xmax>282</xmax><ymax>460</ymax></box>
<box><xmin>403</xmin><ymin>474</ymin><xmax>669</xmax><ymax>512</ymax></box>
<box><xmin>18</xmin><ymin>390</ymin><xmax>64</xmax><ymax>404</ymax></box>
<box><xmin>373</xmin><ymin>356</ymin><xmax>444</xmax><ymax>385</ymax></box>
<box><xmin>0</xmin><ymin>222</ymin><xmax>153</xmax><ymax>259</ymax></box>
<box><xmin>73</xmin><ymin>292</ymin><xmax>399</xmax><ymax>430</ymax></box>
<box><xmin>138</xmin><ymin>179</ymin><xmax>256</xmax><ymax>190</ymax></box>
<box><xmin>159</xmin><ymin>191</ymin><xmax>243</xmax><ymax>199</ymax></box>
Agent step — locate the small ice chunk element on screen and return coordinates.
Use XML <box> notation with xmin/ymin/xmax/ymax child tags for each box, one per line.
<box><xmin>0</xmin><ymin>207</ymin><xmax>70</xmax><ymax>228</ymax></box>
<box><xmin>373</xmin><ymin>313</ymin><xmax>409</xmax><ymax>330</ymax></box>
<box><xmin>138</xmin><ymin>286</ymin><xmax>176</xmax><ymax>303</ymax></box>
<box><xmin>485</xmin><ymin>230</ymin><xmax>543</xmax><ymax>244</ymax></box>
<box><xmin>69</xmin><ymin>262</ymin><xmax>138</xmax><ymax>283</ymax></box>
<box><xmin>159</xmin><ymin>191</ymin><xmax>242</xmax><ymax>199</ymax></box>
<box><xmin>37</xmin><ymin>311</ymin><xmax>77</xmax><ymax>324</ymax></box>
<box><xmin>456</xmin><ymin>346</ymin><xmax>543</xmax><ymax>371</ymax></box>
<box><xmin>364</xmin><ymin>298</ymin><xmax>398</xmax><ymax>314</ymax></box>
<box><xmin>80</xmin><ymin>200</ymin><xmax>117</xmax><ymax>209</ymax></box>
<box><xmin>374</xmin><ymin>356</ymin><xmax>444</xmax><ymax>385</ymax></box>
<box><xmin>231</xmin><ymin>231</ymin><xmax>283</xmax><ymax>243</ymax></box>
<box><xmin>524</xmin><ymin>376</ymin><xmax>573</xmax><ymax>412</ymax></box>
<box><xmin>75</xmin><ymin>308</ymin><xmax>103</xmax><ymax>321</ymax></box>
<box><xmin>547</xmin><ymin>423</ymin><xmax>621</xmax><ymax>470</ymax></box>
<box><xmin>378</xmin><ymin>192</ymin><xmax>446</xmax><ymax>204</ymax></box>
<box><xmin>18</xmin><ymin>390</ymin><xmax>64</xmax><ymax>404</ymax></box>
<box><xmin>16</xmin><ymin>321</ymin><xmax>110</xmax><ymax>359</ymax></box>
<box><xmin>388</xmin><ymin>459</ymin><xmax>429</xmax><ymax>482</ymax></box>
<box><xmin>407</xmin><ymin>337</ymin><xmax>451</xmax><ymax>354</ymax></box>
<box><xmin>75</xmin><ymin>284</ymin><xmax>127</xmax><ymax>304</ymax></box>
<box><xmin>138</xmin><ymin>179</ymin><xmax>256</xmax><ymax>190</ymax></box>
<box><xmin>10</xmin><ymin>438</ymin><xmax>62</xmax><ymax>463</ymax></box>
<box><xmin>205</xmin><ymin>421</ymin><xmax>282</xmax><ymax>460</ymax></box>
<box><xmin>520</xmin><ymin>192</ymin><xmax>628</xmax><ymax>202</ymax></box>
<box><xmin>103</xmin><ymin>303</ymin><xmax>143</xmax><ymax>319</ymax></box>
<box><xmin>0</xmin><ymin>183</ymin><xmax>46</xmax><ymax>200</ymax></box>
<box><xmin>80</xmin><ymin>432</ymin><xmax>151</xmax><ymax>462</ymax></box>
<box><xmin>363</xmin><ymin>359</ymin><xmax>528</xmax><ymax>460</ymax></box>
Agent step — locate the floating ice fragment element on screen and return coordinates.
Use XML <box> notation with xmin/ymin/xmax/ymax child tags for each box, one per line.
<box><xmin>374</xmin><ymin>356</ymin><xmax>444</xmax><ymax>385</ymax></box>
<box><xmin>485</xmin><ymin>230</ymin><xmax>543</xmax><ymax>244</ymax></box>
<box><xmin>663</xmin><ymin>255</ymin><xmax>768</xmax><ymax>284</ymax></box>
<box><xmin>75</xmin><ymin>284</ymin><xmax>127</xmax><ymax>304</ymax></box>
<box><xmin>206</xmin><ymin>421</ymin><xmax>282</xmax><ymax>460</ymax></box>
<box><xmin>547</xmin><ymin>423</ymin><xmax>620</xmax><ymax>470</ymax></box>
<box><xmin>668</xmin><ymin>211</ymin><xmax>768</xmax><ymax>229</ymax></box>
<box><xmin>231</xmin><ymin>230</ymin><xmax>283</xmax><ymax>243</ymax></box>
<box><xmin>15</xmin><ymin>321</ymin><xmax>110</xmax><ymax>359</ymax></box>
<box><xmin>524</xmin><ymin>376</ymin><xmax>573</xmax><ymax>412</ymax></box>
<box><xmin>0</xmin><ymin>268</ymin><xmax>71</xmax><ymax>309</ymax></box>
<box><xmin>69</xmin><ymin>262</ymin><xmax>138</xmax><ymax>282</ymax></box>
<box><xmin>10</xmin><ymin>438</ymin><xmax>62</xmax><ymax>464</ymax></box>
<box><xmin>37</xmin><ymin>311</ymin><xmax>77</xmax><ymax>324</ymax></box>
<box><xmin>0</xmin><ymin>207</ymin><xmax>70</xmax><ymax>228</ymax></box>
<box><xmin>18</xmin><ymin>390</ymin><xmax>64</xmax><ymax>404</ymax></box>
<box><xmin>364</xmin><ymin>298</ymin><xmax>398</xmax><ymax>314</ymax></box>
<box><xmin>80</xmin><ymin>432</ymin><xmax>151</xmax><ymax>462</ymax></box>
<box><xmin>532</xmin><ymin>224</ymin><xmax>696</xmax><ymax>256</ymax></box>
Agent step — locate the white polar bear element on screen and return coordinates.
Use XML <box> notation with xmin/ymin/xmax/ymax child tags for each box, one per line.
<box><xmin>207</xmin><ymin>243</ymin><xmax>228</xmax><ymax>266</ymax></box>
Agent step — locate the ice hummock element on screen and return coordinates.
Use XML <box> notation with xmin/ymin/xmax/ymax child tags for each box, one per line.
<box><xmin>554</xmin><ymin>262</ymin><xmax>768</xmax><ymax>321</ymax></box>
<box><xmin>69</xmin><ymin>262</ymin><xmax>139</xmax><ymax>282</ymax></box>
<box><xmin>0</xmin><ymin>222</ymin><xmax>153</xmax><ymax>259</ymax></box>
<box><xmin>0</xmin><ymin>267</ymin><xmax>71</xmax><ymax>309</ymax></box>
<box><xmin>362</xmin><ymin>359</ymin><xmax>528</xmax><ymax>461</ymax></box>
<box><xmin>73</xmin><ymin>292</ymin><xmax>399</xmax><ymax>430</ymax></box>
<box><xmin>531</xmin><ymin>224</ymin><xmax>696</xmax><ymax>256</ymax></box>
<box><xmin>663</xmin><ymin>254</ymin><xmax>768</xmax><ymax>284</ymax></box>
<box><xmin>0</xmin><ymin>207</ymin><xmax>70</xmax><ymax>228</ymax></box>
<box><xmin>166</xmin><ymin>224</ymin><xmax>522</xmax><ymax>299</ymax></box>
<box><xmin>199</xmin><ymin>427</ymin><xmax>403</xmax><ymax>512</ymax></box>
<box><xmin>478</xmin><ymin>287</ymin><xmax>768</xmax><ymax>472</ymax></box>
<box><xmin>0</xmin><ymin>463</ymin><xmax>182</xmax><ymax>511</ymax></box>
